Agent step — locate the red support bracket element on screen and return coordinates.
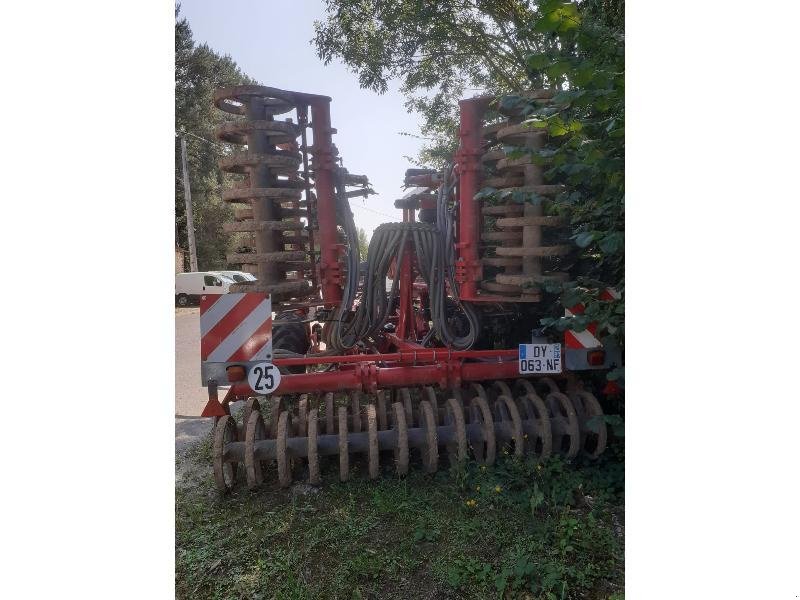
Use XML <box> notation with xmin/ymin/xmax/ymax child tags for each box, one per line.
<box><xmin>200</xmin><ymin>381</ymin><xmax>228</xmax><ymax>418</ymax></box>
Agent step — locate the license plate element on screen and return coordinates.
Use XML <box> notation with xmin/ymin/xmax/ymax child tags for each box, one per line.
<box><xmin>518</xmin><ymin>344</ymin><xmax>562</xmax><ymax>374</ymax></box>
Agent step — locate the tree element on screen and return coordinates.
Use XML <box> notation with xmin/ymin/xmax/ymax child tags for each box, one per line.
<box><xmin>175</xmin><ymin>6</ymin><xmax>257</xmax><ymax>270</ymax></box>
<box><xmin>315</xmin><ymin>0</ymin><xmax>555</xmax><ymax>165</ymax></box>
<box><xmin>314</xmin><ymin>0</ymin><xmax>624</xmax><ymax>165</ymax></box>
<box><xmin>512</xmin><ymin>2</ymin><xmax>625</xmax><ymax>351</ymax></box>
<box><xmin>356</xmin><ymin>227</ymin><xmax>369</xmax><ymax>261</ymax></box>
<box><xmin>316</xmin><ymin>0</ymin><xmax>625</xmax><ymax>357</ymax></box>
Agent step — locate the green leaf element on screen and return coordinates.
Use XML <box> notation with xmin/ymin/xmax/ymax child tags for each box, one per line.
<box><xmin>572</xmin><ymin>64</ymin><xmax>595</xmax><ymax>86</ymax></box>
<box><xmin>527</xmin><ymin>53</ymin><xmax>550</xmax><ymax>70</ymax></box>
<box><xmin>530</xmin><ymin>483</ymin><xmax>545</xmax><ymax>513</ymax></box>
<box><xmin>499</xmin><ymin>95</ymin><xmax>524</xmax><ymax>112</ymax></box>
<box><xmin>524</xmin><ymin>119</ymin><xmax>549</xmax><ymax>129</ymax></box>
<box><xmin>585</xmin><ymin>415</ymin><xmax>604</xmax><ymax>433</ymax></box>
<box><xmin>609</xmin><ymin>127</ymin><xmax>625</xmax><ymax>138</ymax></box>
<box><xmin>598</xmin><ymin>232</ymin><xmax>623</xmax><ymax>254</ymax></box>
<box><xmin>551</xmin><ymin>89</ymin><xmax>583</xmax><ymax>106</ymax></box>
<box><xmin>574</xmin><ymin>231</ymin><xmax>596</xmax><ymax>248</ymax></box>
<box><xmin>548</xmin><ymin>120</ymin><xmax>568</xmax><ymax>137</ymax></box>
<box><xmin>545</xmin><ymin>60</ymin><xmax>572</xmax><ymax>79</ymax></box>
<box><xmin>534</xmin><ymin>2</ymin><xmax>581</xmax><ymax>34</ymax></box>
<box><xmin>474</xmin><ymin>186</ymin><xmax>497</xmax><ymax>200</ymax></box>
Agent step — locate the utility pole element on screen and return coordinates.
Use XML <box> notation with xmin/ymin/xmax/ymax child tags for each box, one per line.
<box><xmin>180</xmin><ymin>135</ymin><xmax>199</xmax><ymax>272</ymax></box>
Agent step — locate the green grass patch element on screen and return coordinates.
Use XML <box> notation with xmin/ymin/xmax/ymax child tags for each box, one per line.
<box><xmin>177</xmin><ymin>441</ymin><xmax>624</xmax><ymax>599</ymax></box>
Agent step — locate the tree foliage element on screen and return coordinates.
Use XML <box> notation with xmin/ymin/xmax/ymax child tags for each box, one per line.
<box><xmin>356</xmin><ymin>227</ymin><xmax>370</xmax><ymax>261</ymax></box>
<box><xmin>517</xmin><ymin>2</ymin><xmax>624</xmax><ymax>349</ymax></box>
<box><xmin>175</xmin><ymin>6</ymin><xmax>256</xmax><ymax>270</ymax></box>
<box><xmin>315</xmin><ymin>0</ymin><xmax>625</xmax><ymax>355</ymax></box>
<box><xmin>316</xmin><ymin>0</ymin><xmax>550</xmax><ymax>165</ymax></box>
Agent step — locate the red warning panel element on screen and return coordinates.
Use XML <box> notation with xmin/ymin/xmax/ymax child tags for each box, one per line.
<box><xmin>200</xmin><ymin>293</ymin><xmax>272</xmax><ymax>364</ymax></box>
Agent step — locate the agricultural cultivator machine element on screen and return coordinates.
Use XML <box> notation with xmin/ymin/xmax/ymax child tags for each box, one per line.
<box><xmin>200</xmin><ymin>85</ymin><xmax>621</xmax><ymax>492</ymax></box>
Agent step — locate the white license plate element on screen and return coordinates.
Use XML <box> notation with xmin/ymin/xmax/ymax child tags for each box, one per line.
<box><xmin>518</xmin><ymin>344</ymin><xmax>562</xmax><ymax>374</ymax></box>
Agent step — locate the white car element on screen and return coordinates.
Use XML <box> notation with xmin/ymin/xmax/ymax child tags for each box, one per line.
<box><xmin>216</xmin><ymin>270</ymin><xmax>258</xmax><ymax>283</ymax></box>
<box><xmin>175</xmin><ymin>272</ymin><xmax>235</xmax><ymax>307</ymax></box>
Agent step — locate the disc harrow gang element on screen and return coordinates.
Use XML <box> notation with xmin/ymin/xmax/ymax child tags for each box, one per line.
<box><xmin>213</xmin><ymin>86</ymin><xmax>314</xmax><ymax>302</ymax></box>
<box><xmin>212</xmin><ymin>379</ymin><xmax>607</xmax><ymax>492</ymax></box>
<box><xmin>480</xmin><ymin>89</ymin><xmax>571</xmax><ymax>301</ymax></box>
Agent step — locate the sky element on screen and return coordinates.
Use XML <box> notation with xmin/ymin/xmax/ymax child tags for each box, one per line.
<box><xmin>180</xmin><ymin>0</ymin><xmax>426</xmax><ymax>237</ymax></box>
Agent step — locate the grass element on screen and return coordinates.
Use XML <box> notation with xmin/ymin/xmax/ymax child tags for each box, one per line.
<box><xmin>176</xmin><ymin>428</ymin><xmax>624</xmax><ymax>600</ymax></box>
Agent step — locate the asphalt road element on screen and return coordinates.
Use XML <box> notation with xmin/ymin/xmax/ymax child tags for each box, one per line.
<box><xmin>175</xmin><ymin>307</ymin><xmax>207</xmax><ymax>417</ymax></box>
<box><xmin>175</xmin><ymin>307</ymin><xmax>216</xmax><ymax>451</ymax></box>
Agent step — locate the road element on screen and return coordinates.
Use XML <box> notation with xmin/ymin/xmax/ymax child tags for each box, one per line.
<box><xmin>175</xmin><ymin>307</ymin><xmax>216</xmax><ymax>451</ymax></box>
<box><xmin>175</xmin><ymin>307</ymin><xmax>207</xmax><ymax>417</ymax></box>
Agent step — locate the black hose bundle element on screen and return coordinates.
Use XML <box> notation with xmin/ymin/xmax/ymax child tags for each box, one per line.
<box><xmin>332</xmin><ymin>221</ymin><xmax>480</xmax><ymax>350</ymax></box>
<box><xmin>321</xmin><ymin>168</ymin><xmax>362</xmax><ymax>352</ymax></box>
<box><xmin>324</xmin><ymin>163</ymin><xmax>479</xmax><ymax>351</ymax></box>
<box><xmin>428</xmin><ymin>163</ymin><xmax>481</xmax><ymax>349</ymax></box>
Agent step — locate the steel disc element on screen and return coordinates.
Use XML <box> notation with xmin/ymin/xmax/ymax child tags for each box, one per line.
<box><xmin>213</xmin><ymin>415</ymin><xmax>238</xmax><ymax>493</ymax></box>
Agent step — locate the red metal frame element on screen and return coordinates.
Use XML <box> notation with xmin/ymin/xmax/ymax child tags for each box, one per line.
<box><xmin>228</xmin><ymin>356</ymin><xmax>555</xmax><ymax>396</ymax></box>
<box><xmin>454</xmin><ymin>97</ymin><xmax>486</xmax><ymax>301</ymax></box>
<box><xmin>453</xmin><ymin>97</ymin><xmax>519</xmax><ymax>303</ymax></box>
<box><xmin>305</xmin><ymin>95</ymin><xmax>341</xmax><ymax>309</ymax></box>
<box><xmin>203</xmin><ymin>94</ymin><xmax>568</xmax><ymax>412</ymax></box>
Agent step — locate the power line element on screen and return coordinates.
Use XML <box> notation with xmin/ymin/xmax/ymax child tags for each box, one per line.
<box><xmin>350</xmin><ymin>203</ymin><xmax>397</xmax><ymax>220</ymax></box>
<box><xmin>176</xmin><ymin>130</ymin><xmax>220</xmax><ymax>147</ymax></box>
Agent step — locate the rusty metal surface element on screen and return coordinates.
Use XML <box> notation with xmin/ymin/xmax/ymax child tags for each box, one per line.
<box><xmin>215</xmin><ymin>85</ymin><xmax>318</xmax><ymax>304</ymax></box>
<box><xmin>469</xmin><ymin>90</ymin><xmax>572</xmax><ymax>301</ymax></box>
<box><xmin>211</xmin><ymin>380</ymin><xmax>607</xmax><ymax>491</ymax></box>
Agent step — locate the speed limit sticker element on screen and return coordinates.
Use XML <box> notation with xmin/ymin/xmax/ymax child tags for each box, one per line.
<box><xmin>247</xmin><ymin>362</ymin><xmax>282</xmax><ymax>394</ymax></box>
<box><xmin>518</xmin><ymin>344</ymin><xmax>562</xmax><ymax>374</ymax></box>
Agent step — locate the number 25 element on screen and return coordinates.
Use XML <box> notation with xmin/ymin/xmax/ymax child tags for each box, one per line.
<box><xmin>255</xmin><ymin>365</ymin><xmax>274</xmax><ymax>390</ymax></box>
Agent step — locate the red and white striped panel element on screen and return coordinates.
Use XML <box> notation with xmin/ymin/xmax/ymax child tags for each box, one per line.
<box><xmin>200</xmin><ymin>293</ymin><xmax>272</xmax><ymax>363</ymax></box>
<box><xmin>564</xmin><ymin>287</ymin><xmax>620</xmax><ymax>349</ymax></box>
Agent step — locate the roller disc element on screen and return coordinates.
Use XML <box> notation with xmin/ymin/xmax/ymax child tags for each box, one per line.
<box><xmin>376</xmin><ymin>390</ymin><xmax>389</xmax><ymax>430</ymax></box>
<box><xmin>422</xmin><ymin>386</ymin><xmax>440</xmax><ymax>425</ymax></box>
<box><xmin>325</xmin><ymin>392</ymin><xmax>335</xmax><ymax>435</ymax></box>
<box><xmin>469</xmin><ymin>382</ymin><xmax>488</xmax><ymax>401</ymax></box>
<box><xmin>296</xmin><ymin>395</ymin><xmax>308</xmax><ymax>437</ymax></box>
<box><xmin>419</xmin><ymin>400</ymin><xmax>439</xmax><ymax>473</ymax></box>
<box><xmin>399</xmin><ymin>388</ymin><xmax>414</xmax><ymax>427</ymax></box>
<box><xmin>492</xmin><ymin>380</ymin><xmax>513</xmax><ymax>399</ymax></box>
<box><xmin>244</xmin><ymin>411</ymin><xmax>270</xmax><ymax>489</ymax></box>
<box><xmin>449</xmin><ymin>387</ymin><xmax>466</xmax><ymax>403</ymax></box>
<box><xmin>350</xmin><ymin>391</ymin><xmax>362</xmax><ymax>432</ymax></box>
<box><xmin>216</xmin><ymin>395</ymin><xmax>232</xmax><ymax>426</ymax></box>
<box><xmin>268</xmin><ymin>396</ymin><xmax>285</xmax><ymax>438</ymax></box>
<box><xmin>213</xmin><ymin>415</ymin><xmax>238</xmax><ymax>493</ymax></box>
<box><xmin>240</xmin><ymin>397</ymin><xmax>261</xmax><ymax>441</ymax></box>
<box><xmin>514</xmin><ymin>378</ymin><xmax>537</xmax><ymax>399</ymax></box>
<box><xmin>444</xmin><ymin>397</ymin><xmax>467</xmax><ymax>464</ymax></box>
<box><xmin>307</xmin><ymin>408</ymin><xmax>321</xmax><ymax>485</ymax></box>
<box><xmin>366</xmin><ymin>404</ymin><xmax>379</xmax><ymax>479</ymax></box>
<box><xmin>494</xmin><ymin>395</ymin><xmax>524</xmax><ymax>458</ymax></box>
<box><xmin>514</xmin><ymin>379</ymin><xmax>553</xmax><ymax>460</ymax></box>
<box><xmin>570</xmin><ymin>390</ymin><xmax>607</xmax><ymax>458</ymax></box>
<box><xmin>390</xmin><ymin>402</ymin><xmax>409</xmax><ymax>476</ymax></box>
<box><xmin>539</xmin><ymin>377</ymin><xmax>561</xmax><ymax>394</ymax></box>
<box><xmin>338</xmin><ymin>406</ymin><xmax>350</xmax><ymax>482</ymax></box>
<box><xmin>276</xmin><ymin>410</ymin><xmax>292</xmax><ymax>488</ymax></box>
<box><xmin>546</xmin><ymin>391</ymin><xmax>580</xmax><ymax>458</ymax></box>
<box><xmin>468</xmin><ymin>395</ymin><xmax>496</xmax><ymax>465</ymax></box>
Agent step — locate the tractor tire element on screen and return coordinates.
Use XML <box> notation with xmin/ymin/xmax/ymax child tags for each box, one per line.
<box><xmin>273</xmin><ymin>311</ymin><xmax>310</xmax><ymax>374</ymax></box>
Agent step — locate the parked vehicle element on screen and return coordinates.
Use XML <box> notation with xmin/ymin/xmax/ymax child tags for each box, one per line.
<box><xmin>216</xmin><ymin>270</ymin><xmax>257</xmax><ymax>283</ymax></box>
<box><xmin>175</xmin><ymin>272</ymin><xmax>234</xmax><ymax>307</ymax></box>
